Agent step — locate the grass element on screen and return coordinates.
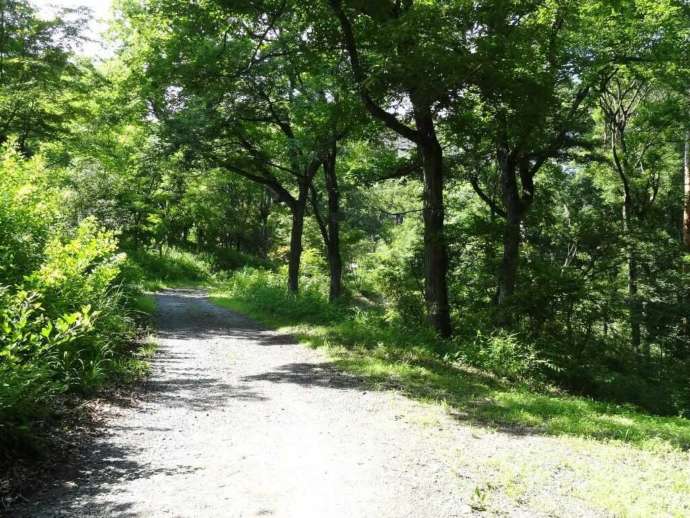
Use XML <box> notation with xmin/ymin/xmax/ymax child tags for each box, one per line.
<box><xmin>212</xmin><ymin>277</ymin><xmax>690</xmax><ymax>451</ymax></box>
<box><xmin>125</xmin><ymin>246</ymin><xmax>217</xmax><ymax>291</ymax></box>
<box><xmin>463</xmin><ymin>435</ymin><xmax>690</xmax><ymax>517</ymax></box>
<box><xmin>132</xmin><ymin>293</ymin><xmax>157</xmax><ymax>315</ymax></box>
<box><xmin>210</xmin><ymin>268</ymin><xmax>690</xmax><ymax>516</ymax></box>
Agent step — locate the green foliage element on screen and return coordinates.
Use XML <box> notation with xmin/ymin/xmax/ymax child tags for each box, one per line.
<box><xmin>455</xmin><ymin>331</ymin><xmax>552</xmax><ymax>385</ymax></box>
<box><xmin>0</xmin><ymin>0</ymin><xmax>89</xmax><ymax>154</ymax></box>
<box><xmin>125</xmin><ymin>247</ymin><xmax>215</xmax><ymax>289</ymax></box>
<box><xmin>0</xmin><ymin>146</ymin><xmax>57</xmax><ymax>284</ymax></box>
<box><xmin>0</xmin><ymin>149</ymin><xmax>146</xmax><ymax>457</ymax></box>
<box><xmin>212</xmin><ymin>269</ymin><xmax>690</xmax><ymax>451</ymax></box>
<box><xmin>4</xmin><ymin>0</ymin><xmax>687</xmax><ymax>470</ymax></box>
<box><xmin>26</xmin><ymin>218</ymin><xmax>124</xmax><ymax>311</ymax></box>
<box><xmin>223</xmin><ymin>268</ymin><xmax>341</xmax><ymax>325</ymax></box>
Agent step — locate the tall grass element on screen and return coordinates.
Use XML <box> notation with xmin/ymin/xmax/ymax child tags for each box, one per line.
<box><xmin>124</xmin><ymin>247</ymin><xmax>216</xmax><ymax>290</ymax></box>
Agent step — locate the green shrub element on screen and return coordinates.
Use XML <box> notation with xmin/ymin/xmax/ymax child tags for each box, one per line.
<box><xmin>125</xmin><ymin>246</ymin><xmax>214</xmax><ymax>287</ymax></box>
<box><xmin>0</xmin><ymin>209</ymin><xmax>140</xmax><ymax>455</ymax></box>
<box><xmin>26</xmin><ymin>217</ymin><xmax>125</xmax><ymax>313</ymax></box>
<box><xmin>0</xmin><ymin>147</ymin><xmax>57</xmax><ymax>285</ymax></box>
<box><xmin>225</xmin><ymin>267</ymin><xmax>341</xmax><ymax>324</ymax></box>
<box><xmin>454</xmin><ymin>330</ymin><xmax>553</xmax><ymax>385</ymax></box>
<box><xmin>0</xmin><ymin>287</ymin><xmax>95</xmax><ymax>451</ymax></box>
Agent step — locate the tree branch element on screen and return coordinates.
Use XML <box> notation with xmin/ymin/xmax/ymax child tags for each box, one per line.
<box><xmin>469</xmin><ymin>173</ymin><xmax>507</xmax><ymax>218</ymax></box>
<box><xmin>329</xmin><ymin>0</ymin><xmax>421</xmax><ymax>144</ymax></box>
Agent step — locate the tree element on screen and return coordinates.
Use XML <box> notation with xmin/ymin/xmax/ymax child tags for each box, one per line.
<box><xmin>463</xmin><ymin>0</ymin><xmax>689</xmax><ymax>324</ymax></box>
<box><xmin>326</xmin><ymin>0</ymin><xmax>470</xmax><ymax>336</ymax></box>
<box><xmin>598</xmin><ymin>71</ymin><xmax>685</xmax><ymax>355</ymax></box>
<box><xmin>0</xmin><ymin>0</ymin><xmax>87</xmax><ymax>154</ymax></box>
<box><xmin>685</xmin><ymin>130</ymin><xmax>690</xmax><ymax>250</ymax></box>
<box><xmin>117</xmin><ymin>0</ymin><xmax>367</xmax><ymax>295</ymax></box>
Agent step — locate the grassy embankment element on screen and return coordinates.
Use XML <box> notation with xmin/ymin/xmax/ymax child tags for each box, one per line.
<box><xmin>210</xmin><ymin>267</ymin><xmax>690</xmax><ymax>517</ymax></box>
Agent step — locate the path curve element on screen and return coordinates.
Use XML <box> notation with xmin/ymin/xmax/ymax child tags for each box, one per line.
<box><xmin>16</xmin><ymin>289</ymin><xmax>598</xmax><ymax>517</ymax></box>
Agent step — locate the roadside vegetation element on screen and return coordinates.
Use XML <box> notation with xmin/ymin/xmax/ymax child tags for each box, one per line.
<box><xmin>212</xmin><ymin>268</ymin><xmax>690</xmax><ymax>451</ymax></box>
<box><xmin>1</xmin><ymin>0</ymin><xmax>689</xmax><ymax>514</ymax></box>
<box><xmin>111</xmin><ymin>0</ymin><xmax>689</xmax><ymax>421</ymax></box>
<box><xmin>0</xmin><ymin>148</ymin><xmax>150</xmax><ymax>459</ymax></box>
<box><xmin>212</xmin><ymin>267</ymin><xmax>690</xmax><ymax>517</ymax></box>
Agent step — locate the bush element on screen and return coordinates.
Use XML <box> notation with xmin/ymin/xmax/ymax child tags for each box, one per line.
<box><xmin>0</xmin><ymin>288</ymin><xmax>95</xmax><ymax>451</ymax></box>
<box><xmin>125</xmin><ymin>246</ymin><xmax>214</xmax><ymax>287</ymax></box>
<box><xmin>0</xmin><ymin>147</ymin><xmax>142</xmax><ymax>456</ymax></box>
<box><xmin>225</xmin><ymin>267</ymin><xmax>341</xmax><ymax>324</ymax></box>
<box><xmin>454</xmin><ymin>330</ymin><xmax>553</xmax><ymax>385</ymax></box>
<box><xmin>0</xmin><ymin>148</ymin><xmax>56</xmax><ymax>285</ymax></box>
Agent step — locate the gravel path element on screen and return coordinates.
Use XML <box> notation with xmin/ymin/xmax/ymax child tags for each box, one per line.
<box><xmin>16</xmin><ymin>289</ymin><xmax>604</xmax><ymax>518</ymax></box>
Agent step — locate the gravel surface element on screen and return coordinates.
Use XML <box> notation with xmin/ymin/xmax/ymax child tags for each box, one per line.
<box><xmin>15</xmin><ymin>289</ymin><xmax>605</xmax><ymax>518</ymax></box>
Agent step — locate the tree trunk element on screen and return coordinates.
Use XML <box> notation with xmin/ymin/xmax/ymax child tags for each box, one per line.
<box><xmin>323</xmin><ymin>151</ymin><xmax>343</xmax><ymax>302</ymax></box>
<box><xmin>258</xmin><ymin>189</ymin><xmax>272</xmax><ymax>259</ymax></box>
<box><xmin>623</xmin><ymin>197</ymin><xmax>642</xmax><ymax>354</ymax></box>
<box><xmin>628</xmin><ymin>251</ymin><xmax>642</xmax><ymax>353</ymax></box>
<box><xmin>498</xmin><ymin>214</ymin><xmax>521</xmax><ymax>306</ymax></box>
<box><xmin>285</xmin><ymin>160</ymin><xmax>320</xmax><ymax>294</ymax></box>
<box><xmin>412</xmin><ymin>98</ymin><xmax>452</xmax><ymax>338</ymax></box>
<box><xmin>287</xmin><ymin>194</ymin><xmax>307</xmax><ymax>294</ymax></box>
<box><xmin>683</xmin><ymin>131</ymin><xmax>690</xmax><ymax>252</ymax></box>
<box><xmin>496</xmin><ymin>152</ymin><xmax>523</xmax><ymax>323</ymax></box>
<box><xmin>682</xmin><ymin>131</ymin><xmax>689</xmax><ymax>337</ymax></box>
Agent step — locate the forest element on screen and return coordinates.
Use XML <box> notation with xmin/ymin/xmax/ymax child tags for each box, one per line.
<box><xmin>1</xmin><ymin>0</ymin><xmax>690</xmax><ymax>515</ymax></box>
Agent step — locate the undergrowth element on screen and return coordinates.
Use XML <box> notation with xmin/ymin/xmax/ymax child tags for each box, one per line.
<box><xmin>0</xmin><ymin>147</ymin><xmax>159</xmax><ymax>461</ymax></box>
<box><xmin>211</xmin><ymin>267</ymin><xmax>690</xmax><ymax>516</ymax></box>
<box><xmin>124</xmin><ymin>247</ymin><xmax>217</xmax><ymax>291</ymax></box>
<box><xmin>212</xmin><ymin>268</ymin><xmax>690</xmax><ymax>452</ymax></box>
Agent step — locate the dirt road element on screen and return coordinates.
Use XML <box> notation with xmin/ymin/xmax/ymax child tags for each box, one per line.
<box><xmin>17</xmin><ymin>289</ymin><xmax>600</xmax><ymax>517</ymax></box>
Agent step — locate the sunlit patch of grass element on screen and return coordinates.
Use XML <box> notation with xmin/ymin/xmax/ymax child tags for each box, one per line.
<box><xmin>475</xmin><ymin>435</ymin><xmax>690</xmax><ymax>517</ymax></box>
<box><xmin>211</xmin><ymin>274</ymin><xmax>690</xmax><ymax>453</ymax></box>
<box><xmin>125</xmin><ymin>247</ymin><xmax>218</xmax><ymax>292</ymax></box>
<box><xmin>571</xmin><ymin>442</ymin><xmax>690</xmax><ymax>517</ymax></box>
<box><xmin>211</xmin><ymin>270</ymin><xmax>690</xmax><ymax>516</ymax></box>
<box><xmin>214</xmin><ymin>294</ymin><xmax>690</xmax><ymax>452</ymax></box>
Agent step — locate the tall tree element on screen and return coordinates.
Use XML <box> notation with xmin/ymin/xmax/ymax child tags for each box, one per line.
<box><xmin>685</xmin><ymin>130</ymin><xmax>690</xmax><ymax>250</ymax></box>
<box><xmin>326</xmin><ymin>0</ymin><xmax>469</xmax><ymax>336</ymax></box>
<box><xmin>117</xmin><ymin>0</ymin><xmax>360</xmax><ymax>293</ymax></box>
<box><xmin>464</xmin><ymin>0</ymin><xmax>689</xmax><ymax>323</ymax></box>
<box><xmin>598</xmin><ymin>71</ymin><xmax>685</xmax><ymax>355</ymax></box>
<box><xmin>0</xmin><ymin>0</ymin><xmax>87</xmax><ymax>153</ymax></box>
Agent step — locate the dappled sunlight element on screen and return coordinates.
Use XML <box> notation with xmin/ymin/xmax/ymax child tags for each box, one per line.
<box><xmin>212</xmin><ymin>288</ymin><xmax>690</xmax><ymax>452</ymax></box>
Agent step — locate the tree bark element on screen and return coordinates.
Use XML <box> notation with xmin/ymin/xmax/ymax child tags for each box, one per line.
<box><xmin>287</xmin><ymin>160</ymin><xmax>321</xmax><ymax>293</ymax></box>
<box><xmin>498</xmin><ymin>215</ymin><xmax>521</xmax><ymax>307</ymax></box>
<box><xmin>287</xmin><ymin>192</ymin><xmax>307</xmax><ymax>294</ymax></box>
<box><xmin>258</xmin><ymin>189</ymin><xmax>272</xmax><ymax>259</ymax></box>
<box><xmin>497</xmin><ymin>152</ymin><xmax>522</xmax><ymax>309</ymax></box>
<box><xmin>323</xmin><ymin>151</ymin><xmax>343</xmax><ymax>302</ymax></box>
<box><xmin>412</xmin><ymin>98</ymin><xmax>452</xmax><ymax>338</ymax></box>
<box><xmin>495</xmin><ymin>144</ymin><xmax>541</xmax><ymax>329</ymax></box>
<box><xmin>682</xmin><ymin>131</ymin><xmax>689</xmax><ymax>337</ymax></box>
<box><xmin>623</xmin><ymin>197</ymin><xmax>642</xmax><ymax>354</ymax></box>
<box><xmin>628</xmin><ymin>250</ymin><xmax>642</xmax><ymax>354</ymax></box>
<box><xmin>683</xmin><ymin>131</ymin><xmax>690</xmax><ymax>252</ymax></box>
